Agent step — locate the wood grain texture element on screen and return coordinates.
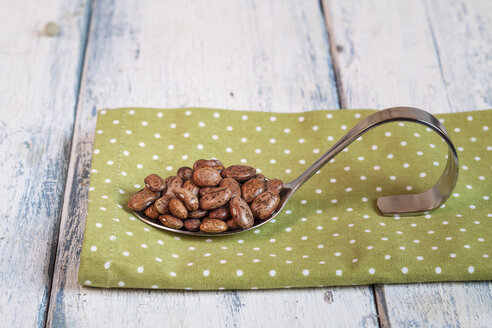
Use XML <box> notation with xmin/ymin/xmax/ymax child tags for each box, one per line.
<box><xmin>323</xmin><ymin>0</ymin><xmax>492</xmax><ymax>326</ymax></box>
<box><xmin>47</xmin><ymin>0</ymin><xmax>378</xmax><ymax>327</ymax></box>
<box><xmin>0</xmin><ymin>0</ymin><xmax>91</xmax><ymax>327</ymax></box>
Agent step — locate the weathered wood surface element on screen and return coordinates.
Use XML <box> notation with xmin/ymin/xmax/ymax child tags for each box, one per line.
<box><xmin>46</xmin><ymin>0</ymin><xmax>378</xmax><ymax>327</ymax></box>
<box><xmin>0</xmin><ymin>0</ymin><xmax>90</xmax><ymax>327</ymax></box>
<box><xmin>324</xmin><ymin>0</ymin><xmax>492</xmax><ymax>326</ymax></box>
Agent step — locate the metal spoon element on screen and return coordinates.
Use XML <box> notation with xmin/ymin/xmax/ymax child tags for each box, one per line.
<box><xmin>134</xmin><ymin>106</ymin><xmax>459</xmax><ymax>236</ymax></box>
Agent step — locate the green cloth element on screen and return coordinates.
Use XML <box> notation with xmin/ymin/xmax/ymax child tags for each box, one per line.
<box><xmin>78</xmin><ymin>108</ymin><xmax>491</xmax><ymax>290</ymax></box>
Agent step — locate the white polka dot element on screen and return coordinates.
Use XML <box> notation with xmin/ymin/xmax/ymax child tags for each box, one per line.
<box><xmin>417</xmin><ymin>256</ymin><xmax>424</xmax><ymax>260</ymax></box>
<box><xmin>468</xmin><ymin>266</ymin><xmax>474</xmax><ymax>273</ymax></box>
<box><xmin>302</xmin><ymin>269</ymin><xmax>309</xmax><ymax>276</ymax></box>
<box><xmin>203</xmin><ymin>270</ymin><xmax>210</xmax><ymax>276</ymax></box>
<box><xmin>104</xmin><ymin>261</ymin><xmax>111</xmax><ymax>269</ymax></box>
<box><xmin>236</xmin><ymin>270</ymin><xmax>243</xmax><ymax>276</ymax></box>
<box><xmin>402</xmin><ymin>267</ymin><xmax>408</xmax><ymax>274</ymax></box>
<box><xmin>298</xmin><ymin>138</ymin><xmax>305</xmax><ymax>143</ymax></box>
<box><xmin>341</xmin><ymin>125</ymin><xmax>347</xmax><ymax>130</ymax></box>
<box><xmin>269</xmin><ymin>138</ymin><xmax>276</xmax><ymax>144</ymax></box>
<box><xmin>255</xmin><ymin>149</ymin><xmax>261</xmax><ymax>154</ymax></box>
<box><xmin>198</xmin><ymin>121</ymin><xmax>205</xmax><ymax>127</ymax></box>
<box><xmin>368</xmin><ymin>268</ymin><xmax>375</xmax><ymax>274</ymax></box>
<box><xmin>90</xmin><ymin>246</ymin><xmax>97</xmax><ymax>252</ymax></box>
<box><xmin>136</xmin><ymin>164</ymin><xmax>143</xmax><ymax>169</ymax></box>
<box><xmin>450</xmin><ymin>253</ymin><xmax>456</xmax><ymax>258</ymax></box>
<box><xmin>183</xmin><ymin>132</ymin><xmax>190</xmax><ymax>138</ymax></box>
<box><xmin>270</xmin><ymin>116</ymin><xmax>276</xmax><ymax>122</ymax></box>
<box><xmin>110</xmin><ymin>139</ymin><xmax>117</xmax><ymax>144</ymax></box>
<box><xmin>269</xmin><ymin>270</ymin><xmax>276</xmax><ymax>277</ymax></box>
<box><xmin>373</xmin><ymin>165</ymin><xmax>380</xmax><ymax>170</ymax></box>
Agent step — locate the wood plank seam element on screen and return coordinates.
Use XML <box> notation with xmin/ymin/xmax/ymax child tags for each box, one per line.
<box><xmin>422</xmin><ymin>0</ymin><xmax>453</xmax><ymax>112</ymax></box>
<box><xmin>319</xmin><ymin>0</ymin><xmax>348</xmax><ymax>109</ymax></box>
<box><xmin>43</xmin><ymin>0</ymin><xmax>95</xmax><ymax>325</ymax></box>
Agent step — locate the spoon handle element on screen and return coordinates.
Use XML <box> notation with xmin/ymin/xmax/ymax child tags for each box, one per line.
<box><xmin>286</xmin><ymin>107</ymin><xmax>459</xmax><ymax>216</ymax></box>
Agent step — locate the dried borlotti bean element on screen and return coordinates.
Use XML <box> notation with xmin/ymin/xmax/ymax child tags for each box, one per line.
<box><xmin>251</xmin><ymin>191</ymin><xmax>280</xmax><ymax>220</ymax></box>
<box><xmin>128</xmin><ymin>189</ymin><xmax>160</xmax><ymax>211</ymax></box>
<box><xmin>241</xmin><ymin>177</ymin><xmax>265</xmax><ymax>203</ymax></box>
<box><xmin>128</xmin><ymin>161</ymin><xmax>283</xmax><ymax>233</ymax></box>
<box><xmin>221</xmin><ymin>165</ymin><xmax>256</xmax><ymax>181</ymax></box>
<box><xmin>193</xmin><ymin>159</ymin><xmax>225</xmax><ymax>172</ymax></box>
<box><xmin>193</xmin><ymin>167</ymin><xmax>222</xmax><ymax>187</ymax></box>
<box><xmin>159</xmin><ymin>214</ymin><xmax>183</xmax><ymax>229</ymax></box>
<box><xmin>169</xmin><ymin>198</ymin><xmax>188</xmax><ymax>220</ymax></box>
<box><xmin>200</xmin><ymin>187</ymin><xmax>232</xmax><ymax>210</ymax></box>
<box><xmin>144</xmin><ymin>174</ymin><xmax>166</xmax><ymax>192</ymax></box>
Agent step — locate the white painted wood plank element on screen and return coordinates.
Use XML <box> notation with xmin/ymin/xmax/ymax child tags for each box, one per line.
<box><xmin>47</xmin><ymin>0</ymin><xmax>377</xmax><ymax>327</ymax></box>
<box><xmin>324</xmin><ymin>0</ymin><xmax>492</xmax><ymax>326</ymax></box>
<box><xmin>0</xmin><ymin>0</ymin><xmax>91</xmax><ymax>327</ymax></box>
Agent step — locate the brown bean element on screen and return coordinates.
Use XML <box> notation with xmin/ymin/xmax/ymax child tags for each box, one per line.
<box><xmin>184</xmin><ymin>219</ymin><xmax>201</xmax><ymax>232</ymax></box>
<box><xmin>226</xmin><ymin>218</ymin><xmax>239</xmax><ymax>230</ymax></box>
<box><xmin>229</xmin><ymin>196</ymin><xmax>254</xmax><ymax>229</ymax></box>
<box><xmin>209</xmin><ymin>206</ymin><xmax>231</xmax><ymax>220</ymax></box>
<box><xmin>200</xmin><ymin>187</ymin><xmax>232</xmax><ymax>210</ymax></box>
<box><xmin>220</xmin><ymin>178</ymin><xmax>241</xmax><ymax>198</ymax></box>
<box><xmin>183</xmin><ymin>180</ymin><xmax>200</xmax><ymax>196</ymax></box>
<box><xmin>177</xmin><ymin>167</ymin><xmax>193</xmax><ymax>181</ymax></box>
<box><xmin>221</xmin><ymin>165</ymin><xmax>256</xmax><ymax>181</ymax></box>
<box><xmin>127</xmin><ymin>189</ymin><xmax>160</xmax><ymax>211</ymax></box>
<box><xmin>188</xmin><ymin>209</ymin><xmax>209</xmax><ymax>219</ymax></box>
<box><xmin>193</xmin><ymin>167</ymin><xmax>222</xmax><ymax>187</ymax></box>
<box><xmin>241</xmin><ymin>178</ymin><xmax>265</xmax><ymax>203</ymax></box>
<box><xmin>169</xmin><ymin>198</ymin><xmax>188</xmax><ymax>220</ymax></box>
<box><xmin>251</xmin><ymin>191</ymin><xmax>280</xmax><ymax>220</ymax></box>
<box><xmin>144</xmin><ymin>174</ymin><xmax>166</xmax><ymax>192</ymax></box>
<box><xmin>266</xmin><ymin>179</ymin><xmax>283</xmax><ymax>194</ymax></box>
<box><xmin>144</xmin><ymin>204</ymin><xmax>160</xmax><ymax>219</ymax></box>
<box><xmin>200</xmin><ymin>218</ymin><xmax>228</xmax><ymax>233</ymax></box>
<box><xmin>154</xmin><ymin>194</ymin><xmax>175</xmax><ymax>214</ymax></box>
<box><xmin>174</xmin><ymin>187</ymin><xmax>199</xmax><ymax>211</ymax></box>
<box><xmin>164</xmin><ymin>176</ymin><xmax>183</xmax><ymax>195</ymax></box>
<box><xmin>193</xmin><ymin>159</ymin><xmax>225</xmax><ymax>172</ymax></box>
<box><xmin>159</xmin><ymin>214</ymin><xmax>183</xmax><ymax>229</ymax></box>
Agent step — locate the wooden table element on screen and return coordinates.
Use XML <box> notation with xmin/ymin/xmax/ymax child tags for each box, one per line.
<box><xmin>1</xmin><ymin>0</ymin><xmax>491</xmax><ymax>327</ymax></box>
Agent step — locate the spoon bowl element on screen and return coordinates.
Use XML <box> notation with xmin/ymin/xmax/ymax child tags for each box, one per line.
<box><xmin>133</xmin><ymin>107</ymin><xmax>459</xmax><ymax>236</ymax></box>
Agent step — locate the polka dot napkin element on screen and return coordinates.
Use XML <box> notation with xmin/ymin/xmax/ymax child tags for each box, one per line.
<box><xmin>78</xmin><ymin>108</ymin><xmax>491</xmax><ymax>290</ymax></box>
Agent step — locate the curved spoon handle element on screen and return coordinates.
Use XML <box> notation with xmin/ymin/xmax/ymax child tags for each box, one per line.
<box><xmin>286</xmin><ymin>107</ymin><xmax>459</xmax><ymax>216</ymax></box>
